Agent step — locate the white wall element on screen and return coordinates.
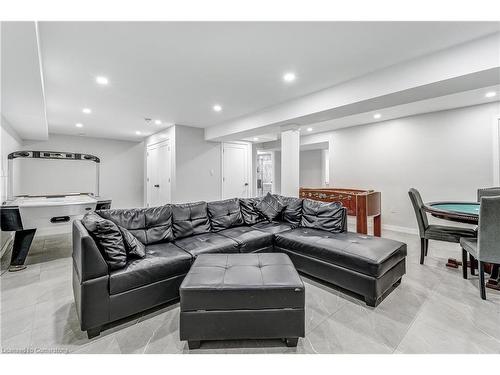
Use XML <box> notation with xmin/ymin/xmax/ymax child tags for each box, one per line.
<box><xmin>175</xmin><ymin>125</ymin><xmax>222</xmax><ymax>203</ymax></box>
<box><xmin>146</xmin><ymin>125</ymin><xmax>223</xmax><ymax>204</ymax></box>
<box><xmin>324</xmin><ymin>102</ymin><xmax>500</xmax><ymax>231</ymax></box>
<box><xmin>300</xmin><ymin>149</ymin><xmax>323</xmax><ymax>187</ymax></box>
<box><xmin>1</xmin><ymin>117</ymin><xmax>23</xmax><ymax>251</ymax></box>
<box><xmin>22</xmin><ymin>134</ymin><xmax>144</xmax><ymax>208</ymax></box>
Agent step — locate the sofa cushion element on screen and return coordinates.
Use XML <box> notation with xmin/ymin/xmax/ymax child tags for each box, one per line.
<box><xmin>82</xmin><ymin>212</ymin><xmax>127</xmax><ymax>270</ymax></box>
<box><xmin>275</xmin><ymin>228</ymin><xmax>407</xmax><ymax>277</ymax></box>
<box><xmin>109</xmin><ymin>242</ymin><xmax>192</xmax><ymax>295</ymax></box>
<box><xmin>207</xmin><ymin>198</ymin><xmax>244</xmax><ymax>232</ymax></box>
<box><xmin>252</xmin><ymin>221</ymin><xmax>293</xmax><ymax>234</ymax></box>
<box><xmin>174</xmin><ymin>232</ymin><xmax>240</xmax><ymax>257</ymax></box>
<box><xmin>274</xmin><ymin>195</ymin><xmax>303</xmax><ymax>227</ymax></box>
<box><xmin>97</xmin><ymin>206</ymin><xmax>173</xmax><ymax>245</ymax></box>
<box><xmin>300</xmin><ymin>199</ymin><xmax>346</xmax><ymax>233</ymax></box>
<box><xmin>172</xmin><ymin>202</ymin><xmax>211</xmax><ymax>239</ymax></box>
<box><xmin>239</xmin><ymin>197</ymin><xmax>265</xmax><ymax>225</ymax></box>
<box><xmin>218</xmin><ymin>226</ymin><xmax>274</xmax><ymax>253</ymax></box>
<box><xmin>256</xmin><ymin>192</ymin><xmax>285</xmax><ymax>221</ymax></box>
<box><xmin>118</xmin><ymin>226</ymin><xmax>146</xmax><ymax>259</ymax></box>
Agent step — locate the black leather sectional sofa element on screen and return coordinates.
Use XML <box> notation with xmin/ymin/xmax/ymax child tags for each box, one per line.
<box><xmin>72</xmin><ymin>195</ymin><xmax>407</xmax><ymax>338</ymax></box>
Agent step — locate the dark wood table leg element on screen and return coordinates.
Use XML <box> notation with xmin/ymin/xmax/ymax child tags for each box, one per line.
<box><xmin>356</xmin><ymin>195</ymin><xmax>368</xmax><ymax>235</ymax></box>
<box><xmin>373</xmin><ymin>214</ymin><xmax>381</xmax><ymax>237</ymax></box>
<box><xmin>446</xmin><ymin>258</ymin><xmax>461</xmax><ymax>268</ymax></box>
<box><xmin>486</xmin><ymin>264</ymin><xmax>500</xmax><ymax>291</ymax></box>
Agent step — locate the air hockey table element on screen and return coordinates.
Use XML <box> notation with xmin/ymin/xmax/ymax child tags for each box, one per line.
<box><xmin>1</xmin><ymin>151</ymin><xmax>111</xmax><ymax>271</ymax></box>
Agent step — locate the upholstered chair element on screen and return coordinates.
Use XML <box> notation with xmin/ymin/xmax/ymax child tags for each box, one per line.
<box><xmin>477</xmin><ymin>187</ymin><xmax>500</xmax><ymax>201</ymax></box>
<box><xmin>461</xmin><ymin>196</ymin><xmax>500</xmax><ymax>300</ymax></box>
<box><xmin>472</xmin><ymin>187</ymin><xmax>500</xmax><ymax>275</ymax></box>
<box><xmin>408</xmin><ymin>188</ymin><xmax>476</xmax><ymax>265</ymax></box>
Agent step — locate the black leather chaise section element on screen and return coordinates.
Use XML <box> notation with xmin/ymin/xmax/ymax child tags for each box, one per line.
<box><xmin>172</xmin><ymin>202</ymin><xmax>211</xmax><ymax>239</ymax></box>
<box><xmin>97</xmin><ymin>206</ymin><xmax>173</xmax><ymax>245</ymax></box>
<box><xmin>174</xmin><ymin>232</ymin><xmax>239</xmax><ymax>257</ymax></box>
<box><xmin>109</xmin><ymin>242</ymin><xmax>192</xmax><ymax>295</ymax></box>
<box><xmin>252</xmin><ymin>221</ymin><xmax>293</xmax><ymax>234</ymax></box>
<box><xmin>180</xmin><ymin>253</ymin><xmax>304</xmax><ymax>311</ymax></box>
<box><xmin>218</xmin><ymin>226</ymin><xmax>274</xmax><ymax>253</ymax></box>
<box><xmin>207</xmin><ymin>198</ymin><xmax>244</xmax><ymax>232</ymax></box>
<box><xmin>275</xmin><ymin>228</ymin><xmax>407</xmax><ymax>278</ymax></box>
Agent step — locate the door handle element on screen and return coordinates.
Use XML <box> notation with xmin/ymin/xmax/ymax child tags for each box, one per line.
<box><xmin>244</xmin><ymin>183</ymin><xmax>249</xmax><ymax>186</ymax></box>
<box><xmin>154</xmin><ymin>184</ymin><xmax>160</xmax><ymax>188</ymax></box>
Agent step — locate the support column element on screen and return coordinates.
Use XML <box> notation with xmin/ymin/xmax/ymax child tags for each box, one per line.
<box><xmin>281</xmin><ymin>127</ymin><xmax>300</xmax><ymax>197</ymax></box>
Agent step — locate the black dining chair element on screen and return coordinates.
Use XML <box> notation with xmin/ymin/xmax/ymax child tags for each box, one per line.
<box><xmin>471</xmin><ymin>188</ymin><xmax>500</xmax><ymax>275</ymax></box>
<box><xmin>461</xmin><ymin>196</ymin><xmax>500</xmax><ymax>300</ymax></box>
<box><xmin>408</xmin><ymin>188</ymin><xmax>477</xmax><ymax>265</ymax></box>
<box><xmin>477</xmin><ymin>187</ymin><xmax>500</xmax><ymax>201</ymax></box>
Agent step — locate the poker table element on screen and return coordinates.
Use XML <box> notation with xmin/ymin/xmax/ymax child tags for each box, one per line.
<box><xmin>423</xmin><ymin>201</ymin><xmax>479</xmax><ymax>225</ymax></box>
<box><xmin>424</xmin><ymin>200</ymin><xmax>499</xmax><ymax>290</ymax></box>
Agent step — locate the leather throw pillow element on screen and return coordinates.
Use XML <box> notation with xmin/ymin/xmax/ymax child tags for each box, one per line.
<box><xmin>119</xmin><ymin>226</ymin><xmax>146</xmax><ymax>259</ymax></box>
<box><xmin>256</xmin><ymin>192</ymin><xmax>285</xmax><ymax>222</ymax></box>
<box><xmin>82</xmin><ymin>212</ymin><xmax>127</xmax><ymax>270</ymax></box>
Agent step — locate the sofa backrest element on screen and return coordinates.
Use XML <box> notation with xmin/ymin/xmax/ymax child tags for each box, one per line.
<box><xmin>207</xmin><ymin>198</ymin><xmax>244</xmax><ymax>231</ymax></box>
<box><xmin>171</xmin><ymin>201</ymin><xmax>211</xmax><ymax>239</ymax></box>
<box><xmin>96</xmin><ymin>205</ymin><xmax>173</xmax><ymax>245</ymax></box>
<box><xmin>274</xmin><ymin>195</ymin><xmax>303</xmax><ymax>227</ymax></box>
<box><xmin>300</xmin><ymin>199</ymin><xmax>346</xmax><ymax>233</ymax></box>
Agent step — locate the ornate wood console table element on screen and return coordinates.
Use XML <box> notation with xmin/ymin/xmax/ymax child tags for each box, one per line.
<box><xmin>299</xmin><ymin>188</ymin><xmax>382</xmax><ymax>237</ymax></box>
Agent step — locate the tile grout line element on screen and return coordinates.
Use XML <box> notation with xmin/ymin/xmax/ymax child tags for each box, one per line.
<box><xmin>305</xmin><ymin>293</ymin><xmax>347</xmax><ymax>335</ymax></box>
<box><xmin>392</xmin><ymin>273</ymin><xmax>444</xmax><ymax>353</ymax></box>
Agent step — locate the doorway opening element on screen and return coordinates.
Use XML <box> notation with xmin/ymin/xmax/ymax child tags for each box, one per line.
<box><xmin>146</xmin><ymin>139</ymin><xmax>172</xmax><ymax>207</ymax></box>
<box><xmin>256</xmin><ymin>152</ymin><xmax>274</xmax><ymax>197</ymax></box>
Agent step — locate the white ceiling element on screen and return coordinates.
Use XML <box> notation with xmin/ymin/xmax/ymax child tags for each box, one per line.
<box><xmin>3</xmin><ymin>21</ymin><xmax>500</xmax><ymax>141</ymax></box>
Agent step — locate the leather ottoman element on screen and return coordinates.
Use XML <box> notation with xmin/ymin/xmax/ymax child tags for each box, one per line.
<box><xmin>179</xmin><ymin>253</ymin><xmax>305</xmax><ymax>349</ymax></box>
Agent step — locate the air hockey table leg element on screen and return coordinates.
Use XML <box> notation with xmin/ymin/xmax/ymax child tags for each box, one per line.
<box><xmin>9</xmin><ymin>229</ymin><xmax>36</xmax><ymax>272</ymax></box>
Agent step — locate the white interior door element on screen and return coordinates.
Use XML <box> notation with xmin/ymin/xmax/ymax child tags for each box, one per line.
<box><xmin>147</xmin><ymin>140</ymin><xmax>171</xmax><ymax>207</ymax></box>
<box><xmin>222</xmin><ymin>143</ymin><xmax>249</xmax><ymax>199</ymax></box>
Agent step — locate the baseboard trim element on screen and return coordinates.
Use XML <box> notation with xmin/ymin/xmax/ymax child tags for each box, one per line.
<box><xmin>0</xmin><ymin>233</ymin><xmax>14</xmax><ymax>260</ymax></box>
<box><xmin>382</xmin><ymin>224</ymin><xmax>418</xmax><ymax>235</ymax></box>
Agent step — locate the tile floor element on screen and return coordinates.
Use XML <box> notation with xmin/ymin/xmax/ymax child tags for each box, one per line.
<box><xmin>1</xmin><ymin>229</ymin><xmax>499</xmax><ymax>354</ymax></box>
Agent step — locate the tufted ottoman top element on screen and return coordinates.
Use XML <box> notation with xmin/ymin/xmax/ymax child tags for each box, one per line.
<box><xmin>180</xmin><ymin>253</ymin><xmax>304</xmax><ymax>312</ymax></box>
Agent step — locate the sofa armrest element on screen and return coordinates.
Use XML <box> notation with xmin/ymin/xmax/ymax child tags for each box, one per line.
<box><xmin>72</xmin><ymin>220</ymin><xmax>109</xmax><ymax>282</ymax></box>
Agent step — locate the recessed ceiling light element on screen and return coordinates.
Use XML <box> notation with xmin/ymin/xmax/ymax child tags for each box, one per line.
<box><xmin>82</xmin><ymin>108</ymin><xmax>92</xmax><ymax>114</ymax></box>
<box><xmin>485</xmin><ymin>91</ymin><xmax>497</xmax><ymax>98</ymax></box>
<box><xmin>135</xmin><ymin>131</ymin><xmax>142</xmax><ymax>135</ymax></box>
<box><xmin>283</xmin><ymin>72</ymin><xmax>296</xmax><ymax>83</ymax></box>
<box><xmin>253</xmin><ymin>137</ymin><xmax>259</xmax><ymax>141</ymax></box>
<box><xmin>75</xmin><ymin>123</ymin><xmax>83</xmax><ymax>128</ymax></box>
<box><xmin>307</xmin><ymin>127</ymin><xmax>313</xmax><ymax>132</ymax></box>
<box><xmin>96</xmin><ymin>76</ymin><xmax>109</xmax><ymax>85</ymax></box>
<box><xmin>154</xmin><ymin>120</ymin><xmax>162</xmax><ymax>125</ymax></box>
<box><xmin>213</xmin><ymin>104</ymin><xmax>222</xmax><ymax>112</ymax></box>
<box><xmin>373</xmin><ymin>113</ymin><xmax>382</xmax><ymax>119</ymax></box>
